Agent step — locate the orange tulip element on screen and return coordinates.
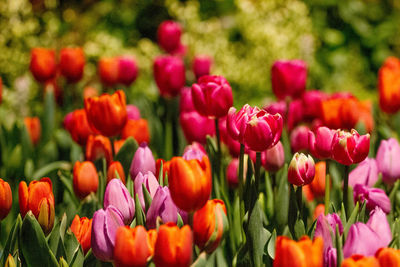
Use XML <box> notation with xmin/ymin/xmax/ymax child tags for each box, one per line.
<box><xmin>378</xmin><ymin>57</ymin><xmax>400</xmax><ymax>114</ymax></box>
<box><xmin>107</xmin><ymin>161</ymin><xmax>126</xmax><ymax>184</ymax></box>
<box><xmin>169</xmin><ymin>156</ymin><xmax>212</xmax><ymax>212</ymax></box>
<box><xmin>65</xmin><ymin>109</ymin><xmax>98</xmax><ymax>146</ymax></box>
<box><xmin>30</xmin><ymin>48</ymin><xmax>56</xmax><ymax>83</ymax></box>
<box><xmin>73</xmin><ymin>161</ymin><xmax>99</xmax><ymax>199</ymax></box>
<box><xmin>85</xmin><ymin>135</ymin><xmax>113</xmax><ymax>165</ymax></box>
<box><xmin>376</xmin><ymin>247</ymin><xmax>400</xmax><ymax>267</ymax></box>
<box><xmin>114</xmin><ymin>226</ymin><xmax>157</xmax><ymax>267</ymax></box>
<box><xmin>19</xmin><ymin>178</ymin><xmax>55</xmax><ymax>234</ymax></box>
<box><xmin>313</xmin><ymin>204</ymin><xmax>325</xmax><ymax>220</ymax></box>
<box><xmin>273</xmin><ymin>236</ymin><xmax>323</xmax><ymax>267</ymax></box>
<box><xmin>0</xmin><ymin>178</ymin><xmax>12</xmax><ymax>220</ymax></box>
<box><xmin>193</xmin><ymin>199</ymin><xmax>228</xmax><ymax>253</ymax></box>
<box><xmin>84</xmin><ymin>90</ymin><xmax>127</xmax><ymax>137</ymax></box>
<box><xmin>341</xmin><ymin>255</ymin><xmax>380</xmax><ymax>267</ymax></box>
<box><xmin>156</xmin><ymin>159</ymin><xmax>171</xmax><ymax>182</ymax></box>
<box><xmin>24</xmin><ymin>117</ymin><xmax>41</xmax><ymax>146</ymax></box>
<box><xmin>59</xmin><ymin>47</ymin><xmax>85</xmax><ymax>83</ymax></box>
<box><xmin>83</xmin><ymin>86</ymin><xmax>99</xmax><ymax>99</ymax></box>
<box><xmin>114</xmin><ymin>139</ymin><xmax>125</xmax><ymax>155</ymax></box>
<box><xmin>153</xmin><ymin>223</ymin><xmax>192</xmax><ymax>267</ymax></box>
<box><xmin>70</xmin><ymin>215</ymin><xmax>92</xmax><ymax>254</ymax></box>
<box><xmin>121</xmin><ymin>119</ymin><xmax>150</xmax><ymax>144</ymax></box>
<box><xmin>98</xmin><ymin>57</ymin><xmax>119</xmax><ymax>86</ymax></box>
<box><xmin>304</xmin><ymin>161</ymin><xmax>326</xmax><ymax>201</ymax></box>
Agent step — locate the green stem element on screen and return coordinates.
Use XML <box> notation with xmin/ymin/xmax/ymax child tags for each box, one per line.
<box><xmin>214</xmin><ymin>118</ymin><xmax>222</xmax><ymax>187</ymax></box>
<box><xmin>164</xmin><ymin>99</ymin><xmax>172</xmax><ymax>160</ymax></box>
<box><xmin>238</xmin><ymin>144</ymin><xmax>245</xmax><ymax>243</ymax></box>
<box><xmin>254</xmin><ymin>152</ymin><xmax>261</xmax><ymax>198</ymax></box>
<box><xmin>296</xmin><ymin>186</ymin><xmax>303</xmax><ymax>216</ymax></box>
<box><xmin>324</xmin><ymin>174</ymin><xmax>331</xmax><ymax>216</ymax></box>
<box><xmin>343</xmin><ymin>165</ymin><xmax>350</xmax><ymax>217</ymax></box>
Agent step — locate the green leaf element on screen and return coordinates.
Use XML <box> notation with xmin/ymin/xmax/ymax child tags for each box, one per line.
<box><xmin>48</xmin><ymin>214</ymin><xmax>68</xmax><ymax>259</ymax></box>
<box><xmin>177</xmin><ymin>214</ymin><xmax>184</xmax><ymax>228</ymax></box>
<box><xmin>32</xmin><ymin>161</ymin><xmax>71</xmax><ymax>180</ymax></box>
<box><xmin>344</xmin><ymin>202</ymin><xmax>359</xmax><ymax>239</ymax></box>
<box><xmin>135</xmin><ymin>194</ymin><xmax>145</xmax><ymax>226</ymax></box>
<box><xmin>307</xmin><ymin>219</ymin><xmax>318</xmax><ymax>239</ymax></box>
<box><xmin>190</xmin><ymin>251</ymin><xmax>208</xmax><ymax>267</ymax></box>
<box><xmin>265</xmin><ymin>172</ymin><xmax>274</xmax><ymax>220</ymax></box>
<box><xmin>58</xmin><ymin>257</ymin><xmax>69</xmax><ymax>267</ymax></box>
<box><xmin>274</xmin><ymin>164</ymin><xmax>289</xmax><ymax>230</ymax></box>
<box><xmin>266</xmin><ymin>229</ymin><xmax>276</xmax><ymax>259</ymax></box>
<box><xmin>158</xmin><ymin>160</ymin><xmax>164</xmax><ymax>187</ymax></box>
<box><xmin>294</xmin><ymin>218</ymin><xmax>306</xmax><ymax>239</ymax></box>
<box><xmin>59</xmin><ymin>171</ymin><xmax>79</xmax><ymax>208</ymax></box>
<box><xmin>41</xmin><ymin>90</ymin><xmax>56</xmax><ymax>144</ymax></box>
<box><xmin>114</xmin><ymin>137</ymin><xmax>139</xmax><ymax>176</ymax></box>
<box><xmin>142</xmin><ymin>183</ymin><xmax>152</xmax><ymax>212</ymax></box>
<box><xmin>335</xmin><ymin>225</ymin><xmax>343</xmax><ymax>267</ymax></box>
<box><xmin>78</xmin><ymin>193</ymin><xmax>100</xmax><ymax>218</ymax></box>
<box><xmin>247</xmin><ymin>202</ymin><xmax>269</xmax><ymax>267</ymax></box>
<box><xmin>0</xmin><ymin>215</ymin><xmax>22</xmax><ymax>266</ymax></box>
<box><xmin>64</xmin><ymin>230</ymin><xmax>84</xmax><ymax>267</ymax></box>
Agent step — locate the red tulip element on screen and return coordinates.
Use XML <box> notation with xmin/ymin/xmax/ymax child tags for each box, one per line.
<box><xmin>59</xmin><ymin>47</ymin><xmax>85</xmax><ymax>83</ymax></box>
<box><xmin>24</xmin><ymin>117</ymin><xmax>41</xmax><ymax>146</ymax></box>
<box><xmin>121</xmin><ymin>119</ymin><xmax>150</xmax><ymax>144</ymax></box>
<box><xmin>98</xmin><ymin>57</ymin><xmax>119</xmax><ymax>86</ymax></box>
<box><xmin>153</xmin><ymin>56</ymin><xmax>185</xmax><ymax>98</ymax></box>
<box><xmin>288</xmin><ymin>153</ymin><xmax>315</xmax><ymax>186</ymax></box>
<box><xmin>70</xmin><ymin>215</ymin><xmax>92</xmax><ymax>254</ymax></box>
<box><xmin>117</xmin><ymin>56</ymin><xmax>138</xmax><ymax>86</ymax></box>
<box><xmin>73</xmin><ymin>161</ymin><xmax>99</xmax><ymax>199</ymax></box>
<box><xmin>0</xmin><ymin>179</ymin><xmax>12</xmax><ymax>220</ymax></box>
<box><xmin>331</xmin><ymin>129</ymin><xmax>370</xmax><ymax>165</ymax></box>
<box><xmin>192</xmin><ymin>55</ymin><xmax>212</xmax><ymax>79</ymax></box>
<box><xmin>64</xmin><ymin>109</ymin><xmax>98</xmax><ymax>146</ymax></box>
<box><xmin>85</xmin><ymin>135</ymin><xmax>113</xmax><ymax>165</ymax></box>
<box><xmin>30</xmin><ymin>48</ymin><xmax>56</xmax><ymax>83</ymax></box>
<box><xmin>157</xmin><ymin>21</ymin><xmax>182</xmax><ymax>54</ymax></box>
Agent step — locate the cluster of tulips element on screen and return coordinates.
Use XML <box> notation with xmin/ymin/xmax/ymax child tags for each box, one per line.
<box><xmin>1</xmin><ymin>18</ymin><xmax>400</xmax><ymax>267</ymax></box>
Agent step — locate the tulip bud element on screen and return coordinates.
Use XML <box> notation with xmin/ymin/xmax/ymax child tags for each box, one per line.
<box><xmin>134</xmin><ymin>171</ymin><xmax>160</xmax><ymax>211</ymax></box>
<box><xmin>5</xmin><ymin>255</ymin><xmax>16</xmax><ymax>267</ymax></box>
<box><xmin>73</xmin><ymin>161</ymin><xmax>99</xmax><ymax>199</ymax></box>
<box><xmin>262</xmin><ymin>141</ymin><xmax>285</xmax><ymax>172</ymax></box>
<box><xmin>146</xmin><ymin>187</ymin><xmax>180</xmax><ymax>229</ymax></box>
<box><xmin>353</xmin><ymin>184</ymin><xmax>391</xmax><ymax>214</ymax></box>
<box><xmin>24</xmin><ymin>117</ymin><xmax>41</xmax><ymax>146</ymax></box>
<box><xmin>288</xmin><ymin>153</ymin><xmax>315</xmax><ymax>186</ymax></box>
<box><xmin>70</xmin><ymin>215</ymin><xmax>92</xmax><ymax>254</ymax></box>
<box><xmin>314</xmin><ymin>213</ymin><xmax>343</xmax><ymax>255</ymax></box>
<box><xmin>130</xmin><ymin>143</ymin><xmax>156</xmax><ymax>181</ymax></box>
<box><xmin>153</xmin><ymin>223</ymin><xmax>192</xmax><ymax>267</ymax></box>
<box><xmin>30</xmin><ymin>48</ymin><xmax>56</xmax><ymax>83</ymax></box>
<box><xmin>349</xmin><ymin>158</ymin><xmax>379</xmax><ymax>188</ymax></box>
<box><xmin>91</xmin><ymin>206</ymin><xmax>124</xmax><ymax>262</ymax></box>
<box><xmin>98</xmin><ymin>57</ymin><xmax>119</xmax><ymax>86</ymax></box>
<box><xmin>60</xmin><ymin>47</ymin><xmax>85</xmax><ymax>83</ymax></box>
<box><xmin>302</xmin><ymin>90</ymin><xmax>328</xmax><ymax>120</ymax></box>
<box><xmin>64</xmin><ymin>109</ymin><xmax>97</xmax><ymax>146</ymax></box>
<box><xmin>117</xmin><ymin>56</ymin><xmax>138</xmax><ymax>86</ymax></box>
<box><xmin>192</xmin><ymin>55</ymin><xmax>212</xmax><ymax>79</ymax></box>
<box><xmin>331</xmin><ymin>129</ymin><xmax>370</xmax><ymax>165</ymax></box>
<box><xmin>376</xmin><ymin>138</ymin><xmax>400</xmax><ymax>184</ymax></box>
<box><xmin>271</xmin><ymin>59</ymin><xmax>307</xmax><ymax>100</ymax></box>
<box><xmin>85</xmin><ymin>135</ymin><xmax>113</xmax><ymax>165</ymax></box>
<box><xmin>104</xmin><ymin>179</ymin><xmax>135</xmax><ymax>225</ymax></box>
<box><xmin>376</xmin><ymin>248</ymin><xmax>400</xmax><ymax>266</ymax></box>
<box><xmin>157</xmin><ymin>20</ymin><xmax>182</xmax><ymax>54</ymax></box>
<box><xmin>308</xmin><ymin>126</ymin><xmax>335</xmax><ymax>159</ymax></box>
<box><xmin>378</xmin><ymin>57</ymin><xmax>400</xmax><ymax>114</ymax></box>
<box><xmin>169</xmin><ymin>156</ymin><xmax>212</xmax><ymax>212</ymax></box>
<box><xmin>126</xmin><ymin>104</ymin><xmax>141</xmax><ymax>120</ymax></box>
<box><xmin>114</xmin><ymin>226</ymin><xmax>157</xmax><ymax>267</ymax></box>
<box><xmin>153</xmin><ymin>56</ymin><xmax>185</xmax><ymax>98</ymax></box>
<box><xmin>107</xmin><ymin>161</ymin><xmax>126</xmax><ymax>184</ymax></box>
<box><xmin>287</xmin><ymin>99</ymin><xmax>304</xmax><ymax>131</ymax></box>
<box><xmin>193</xmin><ymin>199</ymin><xmax>228</xmax><ymax>253</ymax></box>
<box><xmin>0</xmin><ymin>179</ymin><xmax>12</xmax><ymax>220</ymax></box>
<box><xmin>121</xmin><ymin>119</ymin><xmax>150</xmax><ymax>144</ymax></box>
<box><xmin>182</xmin><ymin>142</ymin><xmax>207</xmax><ymax>161</ymax></box>
<box><xmin>290</xmin><ymin>125</ymin><xmax>310</xmax><ymax>153</ymax></box>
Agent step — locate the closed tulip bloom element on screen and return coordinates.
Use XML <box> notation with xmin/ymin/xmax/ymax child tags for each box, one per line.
<box><xmin>262</xmin><ymin>141</ymin><xmax>285</xmax><ymax>172</ymax></box>
<box><xmin>290</xmin><ymin>125</ymin><xmax>310</xmax><ymax>153</ymax></box>
<box><xmin>313</xmin><ymin>204</ymin><xmax>325</xmax><ymax>220</ymax></box>
<box><xmin>98</xmin><ymin>57</ymin><xmax>119</xmax><ymax>86</ymax></box>
<box><xmin>376</xmin><ymin>248</ymin><xmax>400</xmax><ymax>267</ymax></box>
<box><xmin>353</xmin><ymin>184</ymin><xmax>391</xmax><ymax>213</ymax></box>
<box><xmin>376</xmin><ymin>138</ymin><xmax>400</xmax><ymax>184</ymax></box>
<box><xmin>273</xmin><ymin>236</ymin><xmax>323</xmax><ymax>267</ymax></box>
<box><xmin>304</xmin><ymin>161</ymin><xmax>326</xmax><ymax>200</ymax></box>
<box><xmin>193</xmin><ymin>55</ymin><xmax>212</xmax><ymax>79</ymax></box>
<box><xmin>314</xmin><ymin>213</ymin><xmax>343</xmax><ymax>260</ymax></box>
<box><xmin>114</xmin><ymin>226</ymin><xmax>157</xmax><ymax>267</ymax></box>
<box><xmin>24</xmin><ymin>117</ymin><xmax>41</xmax><ymax>146</ymax></box>
<box><xmin>193</xmin><ymin>199</ymin><xmax>228</xmax><ymax>253</ymax></box>
<box><xmin>331</xmin><ymin>129</ymin><xmax>370</xmax><ymax>165</ymax></box>
<box><xmin>30</xmin><ymin>48</ymin><xmax>56</xmax><ymax>83</ymax></box>
<box><xmin>107</xmin><ymin>161</ymin><xmax>126</xmax><ymax>184</ymax></box>
<box><xmin>302</xmin><ymin>90</ymin><xmax>328</xmax><ymax>121</ymax></box>
<box><xmin>153</xmin><ymin>223</ymin><xmax>192</xmax><ymax>267</ymax></box>
<box><xmin>219</xmin><ymin>116</ymin><xmax>241</xmax><ymax>157</ymax></box>
<box><xmin>341</xmin><ymin>255</ymin><xmax>380</xmax><ymax>267</ymax></box>
<box><xmin>146</xmin><ymin>187</ymin><xmax>179</xmax><ymax>229</ymax></box>
<box><xmin>104</xmin><ymin>179</ymin><xmax>135</xmax><ymax>225</ymax></box>
<box><xmin>325</xmin><ymin>247</ymin><xmax>337</xmax><ymax>267</ymax></box>
<box><xmin>73</xmin><ymin>161</ymin><xmax>99</xmax><ymax>199</ymax></box>
<box><xmin>83</xmin><ymin>86</ymin><xmax>98</xmax><ymax>99</ymax></box>
<box><xmin>154</xmin><ymin>56</ymin><xmax>185</xmax><ymax>98</ymax></box>
<box><xmin>19</xmin><ymin>178</ymin><xmax>55</xmax><ymax>234</ymax></box>
<box><xmin>288</xmin><ymin>153</ymin><xmax>315</xmax><ymax>186</ymax></box>
<box><xmin>271</xmin><ymin>59</ymin><xmax>307</xmax><ymax>100</ymax></box>
<box><xmin>91</xmin><ymin>206</ymin><xmax>124</xmax><ymax>262</ymax></box>
<box><xmin>182</xmin><ymin>142</ymin><xmax>207</xmax><ymax>161</ymax></box>
<box><xmin>121</xmin><ymin>119</ymin><xmax>150</xmax><ymax>144</ymax></box>
<box><xmin>84</xmin><ymin>90</ymin><xmax>127</xmax><ymax>137</ymax></box>
<box><xmin>70</xmin><ymin>215</ymin><xmax>92</xmax><ymax>254</ymax></box>
<box><xmin>126</xmin><ymin>104</ymin><xmax>141</xmax><ymax>120</ymax></box>
<box><xmin>65</xmin><ymin>109</ymin><xmax>97</xmax><ymax>146</ymax></box>
<box><xmin>191</xmin><ymin>75</ymin><xmax>233</xmax><ymax>118</ymax></box>
<box><xmin>0</xmin><ymin>179</ymin><xmax>12</xmax><ymax>220</ymax></box>
<box><xmin>169</xmin><ymin>156</ymin><xmax>212</xmax><ymax>212</ymax></box>
<box><xmin>130</xmin><ymin>143</ymin><xmax>156</xmax><ymax>181</ymax></box>
<box><xmin>157</xmin><ymin>20</ymin><xmax>182</xmax><ymax>54</ymax></box>
<box><xmin>308</xmin><ymin>126</ymin><xmax>335</xmax><ymax>159</ymax></box>
<box><xmin>134</xmin><ymin>171</ymin><xmax>160</xmax><ymax>211</ymax></box>
<box><xmin>60</xmin><ymin>47</ymin><xmax>85</xmax><ymax>83</ymax></box>
<box><xmin>349</xmin><ymin>158</ymin><xmax>379</xmax><ymax>188</ymax></box>
<box><xmin>226</xmin><ymin>158</ymin><xmax>239</xmax><ymax>188</ymax></box>
<box><xmin>117</xmin><ymin>56</ymin><xmax>138</xmax><ymax>86</ymax></box>
<box><xmin>378</xmin><ymin>57</ymin><xmax>400</xmax><ymax>114</ymax></box>
<box><xmin>85</xmin><ymin>135</ymin><xmax>113</xmax><ymax>165</ymax></box>
<box><xmin>264</xmin><ymin>100</ymin><xmax>287</xmax><ymax>120</ymax></box>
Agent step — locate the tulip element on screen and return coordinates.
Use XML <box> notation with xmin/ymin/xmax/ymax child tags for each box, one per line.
<box><xmin>287</xmin><ymin>99</ymin><xmax>304</xmax><ymax>131</ymax></box>
<box><xmin>146</xmin><ymin>187</ymin><xmax>180</xmax><ymax>229</ymax></box>
<box><xmin>24</xmin><ymin>117</ymin><xmax>41</xmax><ymax>146</ymax></box>
<box><xmin>5</xmin><ymin>254</ymin><xmax>16</xmax><ymax>267</ymax></box>
<box><xmin>153</xmin><ymin>223</ymin><xmax>192</xmax><ymax>267</ymax></box>
<box><xmin>193</xmin><ymin>55</ymin><xmax>212</xmax><ymax>79</ymax></box>
<box><xmin>73</xmin><ymin>161</ymin><xmax>99</xmax><ymax>199</ymax></box>
<box><xmin>30</xmin><ymin>48</ymin><xmax>56</xmax><ymax>83</ymax></box>
<box><xmin>273</xmin><ymin>236</ymin><xmax>323</xmax><ymax>267</ymax></box>
<box><xmin>134</xmin><ymin>171</ymin><xmax>160</xmax><ymax>211</ymax></box>
<box><xmin>70</xmin><ymin>215</ymin><xmax>92</xmax><ymax>254</ymax></box>
<box><xmin>325</xmin><ymin>247</ymin><xmax>337</xmax><ymax>267</ymax></box>
<box><xmin>376</xmin><ymin>248</ymin><xmax>400</xmax><ymax>266</ymax></box>
<box><xmin>313</xmin><ymin>204</ymin><xmax>325</xmax><ymax>220</ymax></box>
<box><xmin>59</xmin><ymin>47</ymin><xmax>85</xmax><ymax>83</ymax></box>
<box><xmin>91</xmin><ymin>206</ymin><xmax>124</xmax><ymax>262</ymax></box>
<box><xmin>378</xmin><ymin>57</ymin><xmax>400</xmax><ymax>114</ymax></box>
<box><xmin>288</xmin><ymin>153</ymin><xmax>315</xmax><ymax>186</ymax></box>
<box><xmin>157</xmin><ymin>20</ymin><xmax>182</xmax><ymax>54</ymax></box>
<box><xmin>264</xmin><ymin>100</ymin><xmax>286</xmax><ymax>119</ymax></box>
<box><xmin>262</xmin><ymin>141</ymin><xmax>285</xmax><ymax>172</ymax></box>
<box><xmin>126</xmin><ymin>104</ymin><xmax>141</xmax><ymax>120</ymax></box>
<box><xmin>341</xmin><ymin>255</ymin><xmax>380</xmax><ymax>267</ymax></box>
<box><xmin>376</xmin><ymin>138</ymin><xmax>400</xmax><ymax>184</ymax></box>
<box><xmin>219</xmin><ymin>116</ymin><xmax>241</xmax><ymax>157</ymax></box>
<box><xmin>180</xmin><ymin>110</ymin><xmax>215</xmax><ymax>144</ymax></box>
<box><xmin>0</xmin><ymin>179</ymin><xmax>12</xmax><ymax>220</ymax></box>
<box><xmin>107</xmin><ymin>161</ymin><xmax>126</xmax><ymax>184</ymax></box>
<box><xmin>104</xmin><ymin>179</ymin><xmax>135</xmax><ymax>225</ymax></box>
<box><xmin>117</xmin><ymin>56</ymin><xmax>138</xmax><ymax>86</ymax></box>
<box><xmin>121</xmin><ymin>119</ymin><xmax>150</xmax><ymax>144</ymax></box>
<box><xmin>114</xmin><ymin>139</ymin><xmax>125</xmax><ymax>155</ymax></box>
<box><xmin>182</xmin><ymin>142</ymin><xmax>207</xmax><ymax>161</ymax></box>
<box><xmin>367</xmin><ymin>207</ymin><xmax>392</xmax><ymax>245</ymax></box>
<box><xmin>290</xmin><ymin>125</ymin><xmax>310</xmax><ymax>153</ymax></box>
<box><xmin>331</xmin><ymin>129</ymin><xmax>370</xmax><ymax>165</ymax></box>
<box><xmin>227</xmin><ymin>104</ymin><xmax>283</xmax><ymax>151</ymax></box>
<box><xmin>349</xmin><ymin>158</ymin><xmax>379</xmax><ymax>188</ymax></box>
<box><xmin>83</xmin><ymin>86</ymin><xmax>98</xmax><ymax>99</ymax></box>
<box><xmin>314</xmin><ymin>213</ymin><xmax>343</xmax><ymax>258</ymax></box>
<box><xmin>153</xmin><ymin>56</ymin><xmax>185</xmax><ymax>98</ymax></box>
<box><xmin>302</xmin><ymin>90</ymin><xmax>328</xmax><ymax>121</ymax></box>
<box><xmin>193</xmin><ymin>199</ymin><xmax>228</xmax><ymax>253</ymax></box>
<box><xmin>85</xmin><ymin>135</ymin><xmax>113</xmax><ymax>165</ymax></box>
<box><xmin>305</xmin><ymin>161</ymin><xmax>326</xmax><ymax>200</ymax></box>
<box><xmin>353</xmin><ymin>184</ymin><xmax>391</xmax><ymax>213</ymax></box>
<box><xmin>113</xmin><ymin>226</ymin><xmax>157</xmax><ymax>267</ymax></box>
<box><xmin>19</xmin><ymin>178</ymin><xmax>55</xmax><ymax>234</ymax></box>
<box><xmin>271</xmin><ymin>59</ymin><xmax>307</xmax><ymax>100</ymax></box>
<box><xmin>130</xmin><ymin>143</ymin><xmax>156</xmax><ymax>180</ymax></box>
<box><xmin>308</xmin><ymin>126</ymin><xmax>335</xmax><ymax>159</ymax></box>
<box><xmin>84</xmin><ymin>90</ymin><xmax>127</xmax><ymax>137</ymax></box>
<box><xmin>191</xmin><ymin>75</ymin><xmax>233</xmax><ymax>118</ymax></box>
<box><xmin>226</xmin><ymin>158</ymin><xmax>239</xmax><ymax>188</ymax></box>
<box><xmin>64</xmin><ymin>109</ymin><xmax>97</xmax><ymax>146</ymax></box>
<box><xmin>98</xmin><ymin>57</ymin><xmax>119</xmax><ymax>86</ymax></box>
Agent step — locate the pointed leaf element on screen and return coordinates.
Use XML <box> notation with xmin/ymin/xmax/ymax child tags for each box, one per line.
<box><xmin>0</xmin><ymin>215</ymin><xmax>22</xmax><ymax>266</ymax></box>
<box><xmin>114</xmin><ymin>137</ymin><xmax>138</xmax><ymax>175</ymax></box>
<box><xmin>135</xmin><ymin>194</ymin><xmax>145</xmax><ymax>226</ymax></box>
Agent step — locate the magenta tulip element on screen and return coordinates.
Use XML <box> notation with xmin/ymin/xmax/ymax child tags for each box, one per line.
<box><xmin>308</xmin><ymin>126</ymin><xmax>336</xmax><ymax>159</ymax></box>
<box><xmin>331</xmin><ymin>129</ymin><xmax>370</xmax><ymax>165</ymax></box>
<box><xmin>154</xmin><ymin>55</ymin><xmax>185</xmax><ymax>98</ymax></box>
<box><xmin>288</xmin><ymin>153</ymin><xmax>315</xmax><ymax>186</ymax></box>
<box><xmin>264</xmin><ymin>100</ymin><xmax>286</xmax><ymax>119</ymax></box>
<box><xmin>349</xmin><ymin>158</ymin><xmax>379</xmax><ymax>188</ymax></box>
<box><xmin>157</xmin><ymin>20</ymin><xmax>182</xmax><ymax>54</ymax></box>
<box><xmin>226</xmin><ymin>158</ymin><xmax>239</xmax><ymax>188</ymax></box>
<box><xmin>262</xmin><ymin>141</ymin><xmax>285</xmax><ymax>172</ymax></box>
<box><xmin>376</xmin><ymin>138</ymin><xmax>400</xmax><ymax>184</ymax></box>
<box><xmin>302</xmin><ymin>90</ymin><xmax>328</xmax><ymax>120</ymax></box>
<box><xmin>126</xmin><ymin>104</ymin><xmax>141</xmax><ymax>120</ymax></box>
<box><xmin>353</xmin><ymin>184</ymin><xmax>391</xmax><ymax>213</ymax></box>
<box><xmin>117</xmin><ymin>56</ymin><xmax>138</xmax><ymax>86</ymax></box>
<box><xmin>130</xmin><ymin>142</ymin><xmax>156</xmax><ymax>180</ymax></box>
<box><xmin>290</xmin><ymin>125</ymin><xmax>310</xmax><ymax>153</ymax></box>
<box><xmin>193</xmin><ymin>55</ymin><xmax>212</xmax><ymax>79</ymax></box>
<box><xmin>103</xmin><ymin>179</ymin><xmax>135</xmax><ymax>225</ymax></box>
<box><xmin>134</xmin><ymin>171</ymin><xmax>160</xmax><ymax>211</ymax></box>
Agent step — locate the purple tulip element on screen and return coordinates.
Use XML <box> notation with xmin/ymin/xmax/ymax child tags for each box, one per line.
<box><xmin>325</xmin><ymin>247</ymin><xmax>337</xmax><ymax>267</ymax></box>
<box><xmin>134</xmin><ymin>171</ymin><xmax>160</xmax><ymax>210</ymax></box>
<box><xmin>290</xmin><ymin>125</ymin><xmax>310</xmax><ymax>153</ymax></box>
<box><xmin>103</xmin><ymin>179</ymin><xmax>135</xmax><ymax>225</ymax></box>
<box><xmin>126</xmin><ymin>104</ymin><xmax>141</xmax><ymax>120</ymax></box>
<box><xmin>376</xmin><ymin>138</ymin><xmax>400</xmax><ymax>184</ymax></box>
<box><xmin>367</xmin><ymin>207</ymin><xmax>392</xmax><ymax>245</ymax></box>
<box><xmin>182</xmin><ymin>142</ymin><xmax>207</xmax><ymax>161</ymax></box>
<box><xmin>353</xmin><ymin>184</ymin><xmax>391</xmax><ymax>213</ymax></box>
<box><xmin>91</xmin><ymin>206</ymin><xmax>124</xmax><ymax>261</ymax></box>
<box><xmin>130</xmin><ymin>142</ymin><xmax>156</xmax><ymax>181</ymax></box>
<box><xmin>146</xmin><ymin>187</ymin><xmax>181</xmax><ymax>229</ymax></box>
<box><xmin>314</xmin><ymin>213</ymin><xmax>343</xmax><ymax>251</ymax></box>
<box><xmin>153</xmin><ymin>55</ymin><xmax>185</xmax><ymax>98</ymax></box>
<box><xmin>192</xmin><ymin>55</ymin><xmax>212</xmax><ymax>79</ymax></box>
<box><xmin>349</xmin><ymin>158</ymin><xmax>378</xmax><ymax>188</ymax></box>
<box><xmin>117</xmin><ymin>56</ymin><xmax>138</xmax><ymax>86</ymax></box>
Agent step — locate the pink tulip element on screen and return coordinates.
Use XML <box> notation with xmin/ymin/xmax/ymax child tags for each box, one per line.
<box><xmin>288</xmin><ymin>153</ymin><xmax>315</xmax><ymax>186</ymax></box>
<box><xmin>154</xmin><ymin>56</ymin><xmax>185</xmax><ymax>98</ymax></box>
<box><xmin>349</xmin><ymin>158</ymin><xmax>378</xmax><ymax>188</ymax></box>
<box><xmin>193</xmin><ymin>55</ymin><xmax>212</xmax><ymax>79</ymax></box>
<box><xmin>226</xmin><ymin>159</ymin><xmax>239</xmax><ymax>188</ymax></box>
<box><xmin>290</xmin><ymin>125</ymin><xmax>310</xmax><ymax>153</ymax></box>
<box><xmin>264</xmin><ymin>100</ymin><xmax>286</xmax><ymax>119</ymax></box>
<box><xmin>117</xmin><ymin>56</ymin><xmax>138</xmax><ymax>86</ymax></box>
<box><xmin>302</xmin><ymin>90</ymin><xmax>328</xmax><ymax>121</ymax></box>
<box><xmin>331</xmin><ymin>129</ymin><xmax>370</xmax><ymax>165</ymax></box>
<box><xmin>182</xmin><ymin>142</ymin><xmax>207</xmax><ymax>161</ymax></box>
<box><xmin>126</xmin><ymin>104</ymin><xmax>141</xmax><ymax>120</ymax></box>
<box><xmin>308</xmin><ymin>126</ymin><xmax>336</xmax><ymax>159</ymax></box>
<box><xmin>262</xmin><ymin>141</ymin><xmax>285</xmax><ymax>172</ymax></box>
<box><xmin>157</xmin><ymin>20</ymin><xmax>182</xmax><ymax>54</ymax></box>
<box><xmin>134</xmin><ymin>171</ymin><xmax>160</xmax><ymax>211</ymax></box>
<box><xmin>353</xmin><ymin>184</ymin><xmax>391</xmax><ymax>213</ymax></box>
<box><xmin>314</xmin><ymin>213</ymin><xmax>343</xmax><ymax>252</ymax></box>
<box><xmin>129</xmin><ymin>143</ymin><xmax>156</xmax><ymax>180</ymax></box>
<box><xmin>219</xmin><ymin>116</ymin><xmax>241</xmax><ymax>157</ymax></box>
<box><xmin>376</xmin><ymin>138</ymin><xmax>400</xmax><ymax>184</ymax></box>
<box><xmin>287</xmin><ymin>99</ymin><xmax>304</xmax><ymax>131</ymax></box>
